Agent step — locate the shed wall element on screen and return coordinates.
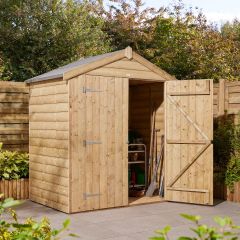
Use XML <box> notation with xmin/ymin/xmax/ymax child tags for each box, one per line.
<box><xmin>29</xmin><ymin>80</ymin><xmax>70</xmax><ymax>212</ymax></box>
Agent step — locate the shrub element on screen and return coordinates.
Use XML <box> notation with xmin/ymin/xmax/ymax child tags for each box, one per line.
<box><xmin>0</xmin><ymin>195</ymin><xmax>78</xmax><ymax>239</ymax></box>
<box><xmin>213</xmin><ymin>114</ymin><xmax>240</xmax><ymax>190</ymax></box>
<box><xmin>150</xmin><ymin>214</ymin><xmax>240</xmax><ymax>240</ymax></box>
<box><xmin>0</xmin><ymin>143</ymin><xmax>29</xmax><ymax>180</ymax></box>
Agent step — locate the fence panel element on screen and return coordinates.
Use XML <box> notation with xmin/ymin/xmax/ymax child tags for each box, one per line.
<box><xmin>0</xmin><ymin>81</ymin><xmax>29</xmax><ymax>152</ymax></box>
<box><xmin>214</xmin><ymin>79</ymin><xmax>240</xmax><ymax>119</ymax></box>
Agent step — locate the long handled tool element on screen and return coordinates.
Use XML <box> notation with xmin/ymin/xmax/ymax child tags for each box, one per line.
<box><xmin>158</xmin><ymin>136</ymin><xmax>165</xmax><ymax>197</ymax></box>
<box><xmin>146</xmin><ymin>134</ymin><xmax>164</xmax><ymax>197</ymax></box>
<box><xmin>147</xmin><ymin>105</ymin><xmax>156</xmax><ymax>186</ymax></box>
<box><xmin>159</xmin><ymin>171</ymin><xmax>164</xmax><ymax>197</ymax></box>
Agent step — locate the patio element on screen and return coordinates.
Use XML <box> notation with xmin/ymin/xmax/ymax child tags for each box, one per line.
<box><xmin>14</xmin><ymin>200</ymin><xmax>240</xmax><ymax>240</ymax></box>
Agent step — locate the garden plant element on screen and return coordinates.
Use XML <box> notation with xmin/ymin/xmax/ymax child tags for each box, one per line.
<box><xmin>0</xmin><ymin>196</ymin><xmax>78</xmax><ymax>239</ymax></box>
<box><xmin>150</xmin><ymin>214</ymin><xmax>240</xmax><ymax>240</ymax></box>
<box><xmin>0</xmin><ymin>143</ymin><xmax>29</xmax><ymax>180</ymax></box>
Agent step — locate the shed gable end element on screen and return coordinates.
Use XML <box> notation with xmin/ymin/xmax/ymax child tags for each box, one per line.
<box><xmin>87</xmin><ymin>58</ymin><xmax>168</xmax><ymax>81</ymax></box>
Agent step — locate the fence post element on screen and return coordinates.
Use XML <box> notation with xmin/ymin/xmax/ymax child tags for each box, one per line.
<box><xmin>218</xmin><ymin>79</ymin><xmax>225</xmax><ymax>116</ymax></box>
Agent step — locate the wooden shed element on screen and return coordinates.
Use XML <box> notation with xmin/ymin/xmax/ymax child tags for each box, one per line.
<box><xmin>26</xmin><ymin>47</ymin><xmax>214</xmax><ymax>213</ymax></box>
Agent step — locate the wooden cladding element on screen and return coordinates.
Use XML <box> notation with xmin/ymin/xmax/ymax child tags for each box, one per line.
<box><xmin>29</xmin><ymin>80</ymin><xmax>69</xmax><ymax>213</ymax></box>
<box><xmin>214</xmin><ymin>79</ymin><xmax>240</xmax><ymax>117</ymax></box>
<box><xmin>0</xmin><ymin>179</ymin><xmax>29</xmax><ymax>200</ymax></box>
<box><xmin>69</xmin><ymin>75</ymin><xmax>128</xmax><ymax>212</ymax></box>
<box><xmin>87</xmin><ymin>58</ymin><xmax>166</xmax><ymax>81</ymax></box>
<box><xmin>0</xmin><ymin>81</ymin><xmax>29</xmax><ymax>152</ymax></box>
<box><xmin>165</xmin><ymin>80</ymin><xmax>213</xmax><ymax>205</ymax></box>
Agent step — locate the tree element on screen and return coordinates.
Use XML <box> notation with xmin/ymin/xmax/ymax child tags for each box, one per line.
<box><xmin>103</xmin><ymin>0</ymin><xmax>240</xmax><ymax>81</ymax></box>
<box><xmin>149</xmin><ymin>1</ymin><xmax>240</xmax><ymax>80</ymax></box>
<box><xmin>0</xmin><ymin>0</ymin><xmax>111</xmax><ymax>81</ymax></box>
<box><xmin>102</xmin><ymin>0</ymin><xmax>156</xmax><ymax>52</ymax></box>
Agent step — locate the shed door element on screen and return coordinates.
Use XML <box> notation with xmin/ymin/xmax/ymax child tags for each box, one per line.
<box><xmin>165</xmin><ymin>80</ymin><xmax>213</xmax><ymax>205</ymax></box>
<box><xmin>70</xmin><ymin>75</ymin><xmax>128</xmax><ymax>212</ymax></box>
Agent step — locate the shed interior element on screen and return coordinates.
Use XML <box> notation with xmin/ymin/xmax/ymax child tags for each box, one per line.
<box><xmin>128</xmin><ymin>80</ymin><xmax>165</xmax><ymax>205</ymax></box>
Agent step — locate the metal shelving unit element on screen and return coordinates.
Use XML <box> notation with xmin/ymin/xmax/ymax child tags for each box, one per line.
<box><xmin>128</xmin><ymin>144</ymin><xmax>147</xmax><ymax>189</ymax></box>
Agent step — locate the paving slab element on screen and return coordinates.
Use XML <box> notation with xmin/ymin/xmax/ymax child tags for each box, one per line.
<box><xmin>8</xmin><ymin>200</ymin><xmax>240</xmax><ymax>239</ymax></box>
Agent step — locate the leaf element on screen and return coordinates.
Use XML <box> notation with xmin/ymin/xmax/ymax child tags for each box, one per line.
<box><xmin>68</xmin><ymin>233</ymin><xmax>80</xmax><ymax>238</ymax></box>
<box><xmin>2</xmin><ymin>172</ymin><xmax>9</xmax><ymax>179</ymax></box>
<box><xmin>180</xmin><ymin>214</ymin><xmax>201</xmax><ymax>222</ymax></box>
<box><xmin>2</xmin><ymin>199</ymin><xmax>22</xmax><ymax>209</ymax></box>
<box><xmin>149</xmin><ymin>237</ymin><xmax>166</xmax><ymax>240</ymax></box>
<box><xmin>178</xmin><ymin>237</ymin><xmax>193</xmax><ymax>240</ymax></box>
<box><xmin>214</xmin><ymin>216</ymin><xmax>227</xmax><ymax>227</ymax></box>
<box><xmin>63</xmin><ymin>218</ymin><xmax>71</xmax><ymax>228</ymax></box>
<box><xmin>155</xmin><ymin>225</ymin><xmax>171</xmax><ymax>235</ymax></box>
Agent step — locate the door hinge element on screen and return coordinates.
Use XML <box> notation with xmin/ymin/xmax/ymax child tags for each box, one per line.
<box><xmin>83</xmin><ymin>140</ymin><xmax>102</xmax><ymax>146</ymax></box>
<box><xmin>83</xmin><ymin>193</ymin><xmax>101</xmax><ymax>200</ymax></box>
<box><xmin>83</xmin><ymin>87</ymin><xmax>103</xmax><ymax>93</ymax></box>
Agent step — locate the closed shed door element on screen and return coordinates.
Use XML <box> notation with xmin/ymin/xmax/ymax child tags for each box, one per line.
<box><xmin>70</xmin><ymin>75</ymin><xmax>128</xmax><ymax>212</ymax></box>
<box><xmin>165</xmin><ymin>79</ymin><xmax>213</xmax><ymax>205</ymax></box>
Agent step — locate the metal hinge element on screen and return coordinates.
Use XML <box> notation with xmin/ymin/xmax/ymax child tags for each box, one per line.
<box><xmin>83</xmin><ymin>140</ymin><xmax>102</xmax><ymax>146</ymax></box>
<box><xmin>83</xmin><ymin>193</ymin><xmax>101</xmax><ymax>200</ymax></box>
<box><xmin>83</xmin><ymin>87</ymin><xmax>103</xmax><ymax>93</ymax></box>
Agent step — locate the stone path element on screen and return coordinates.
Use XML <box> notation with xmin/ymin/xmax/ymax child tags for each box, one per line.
<box><xmin>13</xmin><ymin>200</ymin><xmax>240</xmax><ymax>239</ymax></box>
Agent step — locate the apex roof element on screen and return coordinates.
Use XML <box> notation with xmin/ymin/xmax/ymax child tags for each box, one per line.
<box><xmin>26</xmin><ymin>47</ymin><xmax>174</xmax><ymax>83</ymax></box>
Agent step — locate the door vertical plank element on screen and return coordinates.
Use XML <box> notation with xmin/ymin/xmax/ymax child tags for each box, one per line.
<box><xmin>114</xmin><ymin>78</ymin><xmax>123</xmax><ymax>206</ymax></box>
<box><xmin>78</xmin><ymin>75</ymin><xmax>86</xmax><ymax>211</ymax></box>
<box><xmin>92</xmin><ymin>76</ymin><xmax>100</xmax><ymax>209</ymax></box>
<box><xmin>122</xmin><ymin>78</ymin><xmax>129</xmax><ymax>206</ymax></box>
<box><xmin>165</xmin><ymin>82</ymin><xmax>173</xmax><ymax>201</ymax></box>
<box><xmin>188</xmin><ymin>80</ymin><xmax>196</xmax><ymax>204</ymax></box>
<box><xmin>69</xmin><ymin>77</ymin><xmax>79</xmax><ymax>212</ymax></box>
<box><xmin>172</xmin><ymin>82</ymin><xmax>181</xmax><ymax>201</ymax></box>
<box><xmin>164</xmin><ymin>82</ymin><xmax>170</xmax><ymax>201</ymax></box>
<box><xmin>196</xmin><ymin>88</ymin><xmax>204</xmax><ymax>204</ymax></box>
<box><xmin>85</xmin><ymin>75</ymin><xmax>93</xmax><ymax>210</ymax></box>
<box><xmin>204</xmin><ymin>80</ymin><xmax>213</xmax><ymax>204</ymax></box>
<box><xmin>107</xmin><ymin>77</ymin><xmax>115</xmax><ymax>208</ymax></box>
<box><xmin>99</xmin><ymin>76</ymin><xmax>108</xmax><ymax>209</ymax></box>
<box><xmin>180</xmin><ymin>81</ymin><xmax>189</xmax><ymax>203</ymax></box>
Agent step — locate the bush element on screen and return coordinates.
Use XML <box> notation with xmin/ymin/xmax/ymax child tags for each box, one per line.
<box><xmin>0</xmin><ymin>143</ymin><xmax>29</xmax><ymax>180</ymax></box>
<box><xmin>0</xmin><ymin>196</ymin><xmax>78</xmax><ymax>239</ymax></box>
<box><xmin>150</xmin><ymin>214</ymin><xmax>240</xmax><ymax>240</ymax></box>
<box><xmin>213</xmin><ymin>114</ymin><xmax>240</xmax><ymax>190</ymax></box>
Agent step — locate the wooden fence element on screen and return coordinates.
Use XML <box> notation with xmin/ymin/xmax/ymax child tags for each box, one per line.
<box><xmin>0</xmin><ymin>179</ymin><xmax>29</xmax><ymax>200</ymax></box>
<box><xmin>0</xmin><ymin>81</ymin><xmax>29</xmax><ymax>152</ymax></box>
<box><xmin>213</xmin><ymin>79</ymin><xmax>240</xmax><ymax>118</ymax></box>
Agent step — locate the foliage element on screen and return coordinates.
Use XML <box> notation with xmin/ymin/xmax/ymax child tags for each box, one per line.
<box><xmin>0</xmin><ymin>0</ymin><xmax>111</xmax><ymax>81</ymax></box>
<box><xmin>0</xmin><ymin>195</ymin><xmax>78</xmax><ymax>239</ymax></box>
<box><xmin>150</xmin><ymin>214</ymin><xmax>240</xmax><ymax>240</ymax></box>
<box><xmin>226</xmin><ymin>155</ymin><xmax>240</xmax><ymax>191</ymax></box>
<box><xmin>225</xmin><ymin>116</ymin><xmax>240</xmax><ymax>190</ymax></box>
<box><xmin>0</xmin><ymin>143</ymin><xmax>29</xmax><ymax>180</ymax></box>
<box><xmin>213</xmin><ymin>115</ymin><xmax>235</xmax><ymax>170</ymax></box>
<box><xmin>1</xmin><ymin>0</ymin><xmax>240</xmax><ymax>81</ymax></box>
<box><xmin>102</xmin><ymin>0</ymin><xmax>240</xmax><ymax>81</ymax></box>
<box><xmin>213</xmin><ymin>114</ymin><xmax>240</xmax><ymax>191</ymax></box>
<box><xmin>101</xmin><ymin>0</ymin><xmax>157</xmax><ymax>52</ymax></box>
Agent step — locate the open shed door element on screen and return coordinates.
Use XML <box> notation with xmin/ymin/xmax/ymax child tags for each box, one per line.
<box><xmin>164</xmin><ymin>79</ymin><xmax>213</xmax><ymax>205</ymax></box>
